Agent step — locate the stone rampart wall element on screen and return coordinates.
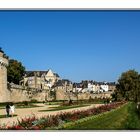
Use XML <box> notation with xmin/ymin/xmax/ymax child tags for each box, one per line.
<box><xmin>55</xmin><ymin>89</ymin><xmax>112</xmax><ymax>101</ymax></box>
<box><xmin>1</xmin><ymin>85</ymin><xmax>112</xmax><ymax>103</ymax></box>
<box><xmin>7</xmin><ymin>85</ymin><xmax>50</xmax><ymax>103</ymax></box>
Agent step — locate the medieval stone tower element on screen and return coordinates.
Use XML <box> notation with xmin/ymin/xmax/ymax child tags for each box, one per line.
<box><xmin>0</xmin><ymin>48</ymin><xmax>9</xmax><ymax>102</ymax></box>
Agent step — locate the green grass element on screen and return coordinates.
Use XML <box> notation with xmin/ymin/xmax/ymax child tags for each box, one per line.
<box><xmin>0</xmin><ymin>104</ymin><xmax>42</xmax><ymax>109</ymax></box>
<box><xmin>15</xmin><ymin>104</ymin><xmax>42</xmax><ymax>109</ymax></box>
<box><xmin>39</xmin><ymin>104</ymin><xmax>91</xmax><ymax>112</ymax></box>
<box><xmin>46</xmin><ymin>102</ymin><xmax>63</xmax><ymax>105</ymax></box>
<box><xmin>61</xmin><ymin>102</ymin><xmax>140</xmax><ymax>130</ymax></box>
<box><xmin>63</xmin><ymin>103</ymin><xmax>130</xmax><ymax>130</ymax></box>
<box><xmin>0</xmin><ymin>114</ymin><xmax>17</xmax><ymax>118</ymax></box>
<box><xmin>0</xmin><ymin>107</ymin><xmax>5</xmax><ymax>109</ymax></box>
<box><xmin>123</xmin><ymin>102</ymin><xmax>140</xmax><ymax>130</ymax></box>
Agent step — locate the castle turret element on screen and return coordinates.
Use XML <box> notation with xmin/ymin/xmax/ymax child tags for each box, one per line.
<box><xmin>0</xmin><ymin>48</ymin><xmax>9</xmax><ymax>102</ymax></box>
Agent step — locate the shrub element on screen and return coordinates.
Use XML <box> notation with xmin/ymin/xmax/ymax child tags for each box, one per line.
<box><xmin>0</xmin><ymin>101</ymin><xmax>126</xmax><ymax>130</ymax></box>
<box><xmin>30</xmin><ymin>99</ymin><xmax>38</xmax><ymax>103</ymax></box>
<box><xmin>22</xmin><ymin>101</ymin><xmax>29</xmax><ymax>106</ymax></box>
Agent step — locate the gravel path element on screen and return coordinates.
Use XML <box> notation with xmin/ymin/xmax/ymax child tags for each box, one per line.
<box><xmin>0</xmin><ymin>104</ymin><xmax>102</xmax><ymax>127</ymax></box>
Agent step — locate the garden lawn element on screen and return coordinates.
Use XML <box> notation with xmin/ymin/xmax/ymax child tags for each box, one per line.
<box><xmin>16</xmin><ymin>104</ymin><xmax>42</xmax><ymax>109</ymax></box>
<box><xmin>0</xmin><ymin>114</ymin><xmax>17</xmax><ymax>118</ymax></box>
<box><xmin>46</xmin><ymin>102</ymin><xmax>62</xmax><ymax>105</ymax></box>
<box><xmin>62</xmin><ymin>102</ymin><xmax>138</xmax><ymax>130</ymax></box>
<box><xmin>39</xmin><ymin>104</ymin><xmax>91</xmax><ymax>112</ymax></box>
<box><xmin>0</xmin><ymin>101</ymin><xmax>125</xmax><ymax>130</ymax></box>
<box><xmin>124</xmin><ymin>102</ymin><xmax>140</xmax><ymax>129</ymax></box>
<box><xmin>0</xmin><ymin>104</ymin><xmax>43</xmax><ymax>109</ymax></box>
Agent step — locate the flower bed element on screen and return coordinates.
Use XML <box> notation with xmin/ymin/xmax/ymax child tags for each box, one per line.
<box><xmin>0</xmin><ymin>101</ymin><xmax>126</xmax><ymax>130</ymax></box>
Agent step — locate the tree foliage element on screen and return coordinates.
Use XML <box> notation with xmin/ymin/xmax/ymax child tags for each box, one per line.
<box><xmin>7</xmin><ymin>59</ymin><xmax>25</xmax><ymax>84</ymax></box>
<box><xmin>115</xmin><ymin>70</ymin><xmax>140</xmax><ymax>102</ymax></box>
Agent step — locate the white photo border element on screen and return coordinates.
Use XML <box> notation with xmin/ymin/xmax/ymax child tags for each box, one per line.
<box><xmin>0</xmin><ymin>0</ymin><xmax>140</xmax><ymax>9</ymax></box>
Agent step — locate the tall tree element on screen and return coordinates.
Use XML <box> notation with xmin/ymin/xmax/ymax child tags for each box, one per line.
<box><xmin>115</xmin><ymin>70</ymin><xmax>140</xmax><ymax>102</ymax></box>
<box><xmin>7</xmin><ymin>59</ymin><xmax>25</xmax><ymax>84</ymax></box>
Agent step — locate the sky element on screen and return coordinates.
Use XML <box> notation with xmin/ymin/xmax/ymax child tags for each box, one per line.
<box><xmin>0</xmin><ymin>10</ymin><xmax>140</xmax><ymax>82</ymax></box>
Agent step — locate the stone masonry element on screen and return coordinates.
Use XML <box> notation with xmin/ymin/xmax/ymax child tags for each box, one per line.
<box><xmin>0</xmin><ymin>49</ymin><xmax>10</xmax><ymax>102</ymax></box>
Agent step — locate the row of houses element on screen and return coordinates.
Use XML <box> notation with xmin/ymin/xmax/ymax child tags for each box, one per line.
<box><xmin>72</xmin><ymin>81</ymin><xmax>116</xmax><ymax>93</ymax></box>
<box><xmin>20</xmin><ymin>69</ymin><xmax>116</xmax><ymax>94</ymax></box>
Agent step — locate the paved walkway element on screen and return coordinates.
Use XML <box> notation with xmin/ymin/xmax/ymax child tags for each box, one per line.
<box><xmin>0</xmin><ymin>104</ymin><xmax>102</xmax><ymax>127</ymax></box>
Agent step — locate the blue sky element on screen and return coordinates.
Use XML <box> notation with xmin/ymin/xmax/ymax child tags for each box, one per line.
<box><xmin>0</xmin><ymin>11</ymin><xmax>140</xmax><ymax>82</ymax></box>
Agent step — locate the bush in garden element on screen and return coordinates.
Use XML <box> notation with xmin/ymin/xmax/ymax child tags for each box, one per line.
<box><xmin>30</xmin><ymin>99</ymin><xmax>38</xmax><ymax>103</ymax></box>
<box><xmin>22</xmin><ymin>101</ymin><xmax>29</xmax><ymax>106</ymax></box>
<box><xmin>0</xmin><ymin>101</ymin><xmax>126</xmax><ymax>130</ymax></box>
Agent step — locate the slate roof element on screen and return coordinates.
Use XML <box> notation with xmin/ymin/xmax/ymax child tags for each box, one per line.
<box><xmin>52</xmin><ymin>79</ymin><xmax>72</xmax><ymax>88</ymax></box>
<box><xmin>25</xmin><ymin>70</ymin><xmax>60</xmax><ymax>78</ymax></box>
<box><xmin>73</xmin><ymin>83</ymin><xmax>83</xmax><ymax>88</ymax></box>
<box><xmin>77</xmin><ymin>81</ymin><xmax>116</xmax><ymax>88</ymax></box>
